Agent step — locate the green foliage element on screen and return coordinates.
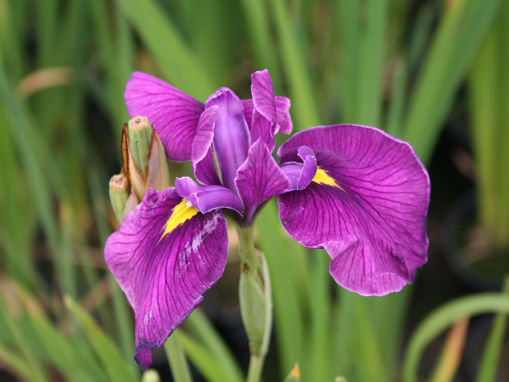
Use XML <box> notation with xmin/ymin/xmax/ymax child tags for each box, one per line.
<box><xmin>403</xmin><ymin>293</ymin><xmax>509</xmax><ymax>382</ymax></box>
<box><xmin>164</xmin><ymin>330</ymin><xmax>193</xmax><ymax>382</ymax></box>
<box><xmin>0</xmin><ymin>0</ymin><xmax>506</xmax><ymax>382</ymax></box>
<box><xmin>65</xmin><ymin>297</ymin><xmax>138</xmax><ymax>382</ymax></box>
<box><xmin>475</xmin><ymin>278</ymin><xmax>509</xmax><ymax>382</ymax></box>
<box><xmin>469</xmin><ymin>1</ymin><xmax>509</xmax><ymax>249</ymax></box>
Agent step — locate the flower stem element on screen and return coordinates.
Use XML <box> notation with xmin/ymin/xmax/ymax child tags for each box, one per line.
<box><xmin>246</xmin><ymin>354</ymin><xmax>264</xmax><ymax>382</ymax></box>
<box><xmin>236</xmin><ymin>225</ymin><xmax>259</xmax><ymax>270</ymax></box>
<box><xmin>236</xmin><ymin>225</ymin><xmax>273</xmax><ymax>382</ymax></box>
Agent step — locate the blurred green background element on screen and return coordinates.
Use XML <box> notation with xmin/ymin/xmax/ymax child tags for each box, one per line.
<box><xmin>0</xmin><ymin>0</ymin><xmax>508</xmax><ymax>381</ymax></box>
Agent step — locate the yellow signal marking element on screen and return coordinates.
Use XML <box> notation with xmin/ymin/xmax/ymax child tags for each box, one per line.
<box><xmin>160</xmin><ymin>200</ymin><xmax>199</xmax><ymax>240</ymax></box>
<box><xmin>312</xmin><ymin>167</ymin><xmax>344</xmax><ymax>190</ymax></box>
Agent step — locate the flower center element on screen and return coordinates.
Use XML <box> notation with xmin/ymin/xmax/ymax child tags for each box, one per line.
<box><xmin>161</xmin><ymin>200</ymin><xmax>199</xmax><ymax>240</ymax></box>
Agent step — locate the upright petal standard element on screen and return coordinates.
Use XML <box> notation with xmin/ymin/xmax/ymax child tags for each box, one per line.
<box><xmin>277</xmin><ymin>125</ymin><xmax>430</xmax><ymax>296</ymax></box>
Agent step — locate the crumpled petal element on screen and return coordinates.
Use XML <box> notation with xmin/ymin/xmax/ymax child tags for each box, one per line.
<box><xmin>277</xmin><ymin>125</ymin><xmax>430</xmax><ymax>296</ymax></box>
<box><xmin>175</xmin><ymin>176</ymin><xmax>243</xmax><ymax>214</ymax></box>
<box><xmin>235</xmin><ymin>139</ymin><xmax>290</xmax><ymax>223</ymax></box>
<box><xmin>205</xmin><ymin>88</ymin><xmax>250</xmax><ymax>191</ymax></box>
<box><xmin>124</xmin><ymin>71</ymin><xmax>204</xmax><ymax>161</ymax></box>
<box><xmin>192</xmin><ymin>106</ymin><xmax>221</xmax><ymax>185</ymax></box>
<box><xmin>104</xmin><ymin>188</ymin><xmax>228</xmax><ymax>369</ymax></box>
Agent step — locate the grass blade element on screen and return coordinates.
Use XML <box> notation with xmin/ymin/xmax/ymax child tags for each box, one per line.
<box><xmin>179</xmin><ymin>332</ymin><xmax>240</xmax><ymax>382</ymax></box>
<box><xmin>0</xmin><ymin>298</ymin><xmax>48</xmax><ymax>382</ymax></box>
<box><xmin>185</xmin><ymin>309</ymin><xmax>243</xmax><ymax>382</ymax></box>
<box><xmin>372</xmin><ymin>287</ymin><xmax>411</xmax><ymax>380</ymax></box>
<box><xmin>403</xmin><ymin>0</ymin><xmax>499</xmax><ymax>162</ymax></box>
<box><xmin>475</xmin><ymin>278</ymin><xmax>509</xmax><ymax>382</ymax></box>
<box><xmin>239</xmin><ymin>0</ymin><xmax>281</xmax><ymax>88</ymax></box>
<box><xmin>330</xmin><ymin>289</ymin><xmax>355</xmax><ymax>379</ymax></box>
<box><xmin>0</xmin><ymin>106</ymin><xmax>37</xmax><ymax>287</ymax></box>
<box><xmin>115</xmin><ymin>0</ymin><xmax>216</xmax><ymax>99</ymax></box>
<box><xmin>429</xmin><ymin>318</ymin><xmax>469</xmax><ymax>382</ymax></box>
<box><xmin>337</xmin><ymin>0</ymin><xmax>359</xmax><ymax>123</ymax></box>
<box><xmin>164</xmin><ymin>330</ymin><xmax>193</xmax><ymax>382</ymax></box>
<box><xmin>385</xmin><ymin>58</ymin><xmax>407</xmax><ymax>136</ymax></box>
<box><xmin>88</xmin><ymin>167</ymin><xmax>137</xmax><ymax>373</ymax></box>
<box><xmin>13</xmin><ymin>283</ymin><xmax>108</xmax><ymax>382</ymax></box>
<box><xmin>403</xmin><ymin>293</ymin><xmax>509</xmax><ymax>382</ymax></box>
<box><xmin>353</xmin><ymin>298</ymin><xmax>388</xmax><ymax>382</ymax></box>
<box><xmin>270</xmin><ymin>0</ymin><xmax>319</xmax><ymax>130</ymax></box>
<box><xmin>0</xmin><ymin>344</ymin><xmax>43</xmax><ymax>382</ymax></box>
<box><xmin>469</xmin><ymin>1</ymin><xmax>509</xmax><ymax>247</ymax></box>
<box><xmin>65</xmin><ymin>296</ymin><xmax>138</xmax><ymax>382</ymax></box>
<box><xmin>469</xmin><ymin>29</ymin><xmax>499</xmax><ymax>245</ymax></box>
<box><xmin>355</xmin><ymin>0</ymin><xmax>388</xmax><ymax>126</ymax></box>
<box><xmin>0</xmin><ymin>58</ymin><xmax>76</xmax><ymax>298</ymax></box>
<box><xmin>305</xmin><ymin>254</ymin><xmax>330</xmax><ymax>382</ymax></box>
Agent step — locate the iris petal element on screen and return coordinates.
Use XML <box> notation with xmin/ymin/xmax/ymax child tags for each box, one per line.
<box><xmin>251</xmin><ymin>69</ymin><xmax>277</xmax><ymax>124</ymax></box>
<box><xmin>277</xmin><ymin>125</ymin><xmax>430</xmax><ymax>296</ymax></box>
<box><xmin>241</xmin><ymin>96</ymin><xmax>293</xmax><ymax>136</ymax></box>
<box><xmin>124</xmin><ymin>72</ymin><xmax>204</xmax><ymax>161</ymax></box>
<box><xmin>205</xmin><ymin>88</ymin><xmax>250</xmax><ymax>191</ymax></box>
<box><xmin>192</xmin><ymin>106</ymin><xmax>221</xmax><ymax>185</ymax></box>
<box><xmin>235</xmin><ymin>139</ymin><xmax>290</xmax><ymax>223</ymax></box>
<box><xmin>175</xmin><ymin>176</ymin><xmax>243</xmax><ymax>214</ymax></box>
<box><xmin>274</xmin><ymin>96</ymin><xmax>292</xmax><ymax>134</ymax></box>
<box><xmin>238</xmin><ymin>70</ymin><xmax>293</xmax><ymax>153</ymax></box>
<box><xmin>280</xmin><ymin>146</ymin><xmax>317</xmax><ymax>191</ymax></box>
<box><xmin>248</xmin><ymin>69</ymin><xmax>279</xmax><ymax>152</ymax></box>
<box><xmin>104</xmin><ymin>188</ymin><xmax>228</xmax><ymax>369</ymax></box>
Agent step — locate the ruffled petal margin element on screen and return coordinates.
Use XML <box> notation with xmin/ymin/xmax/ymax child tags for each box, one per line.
<box><xmin>277</xmin><ymin>125</ymin><xmax>430</xmax><ymax>296</ymax></box>
<box><xmin>104</xmin><ymin>188</ymin><xmax>228</xmax><ymax>369</ymax></box>
<box><xmin>124</xmin><ymin>71</ymin><xmax>204</xmax><ymax>161</ymax></box>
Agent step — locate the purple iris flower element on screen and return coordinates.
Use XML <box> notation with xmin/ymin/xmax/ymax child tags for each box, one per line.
<box><xmin>105</xmin><ymin>70</ymin><xmax>291</xmax><ymax>368</ymax></box>
<box><xmin>105</xmin><ymin>69</ymin><xmax>430</xmax><ymax>369</ymax></box>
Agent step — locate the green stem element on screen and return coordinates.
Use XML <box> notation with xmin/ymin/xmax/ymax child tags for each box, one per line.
<box><xmin>236</xmin><ymin>225</ymin><xmax>259</xmax><ymax>271</ymax></box>
<box><xmin>246</xmin><ymin>355</ymin><xmax>264</xmax><ymax>382</ymax></box>
<box><xmin>236</xmin><ymin>225</ymin><xmax>273</xmax><ymax>382</ymax></box>
<box><xmin>164</xmin><ymin>330</ymin><xmax>192</xmax><ymax>382</ymax></box>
